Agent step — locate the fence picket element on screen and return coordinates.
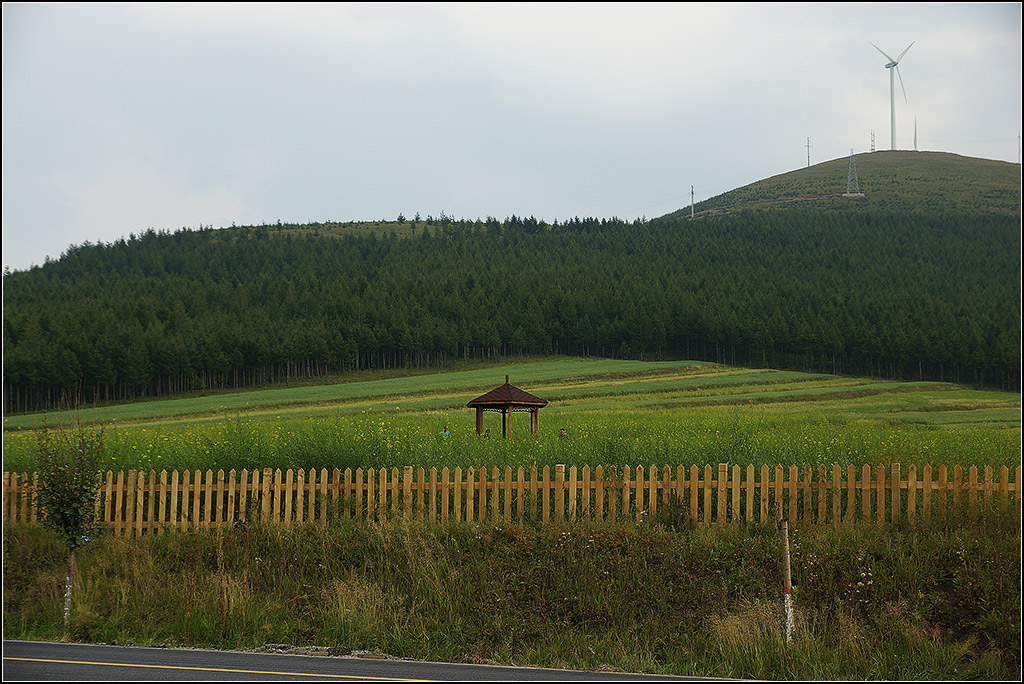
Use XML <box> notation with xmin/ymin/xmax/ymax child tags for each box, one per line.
<box><xmin>937</xmin><ymin>465</ymin><xmax>948</xmax><ymax>519</ymax></box>
<box><xmin>984</xmin><ymin>466</ymin><xmax>994</xmax><ymax>520</ymax></box>
<box><xmin>968</xmin><ymin>466</ymin><xmax>978</xmax><ymax>519</ymax></box>
<box><xmin>817</xmin><ymin>465</ymin><xmax>827</xmax><ymax>524</ymax></box>
<box><xmin>832</xmin><ymin>465</ymin><xmax>841</xmax><ymax>527</ymax></box>
<box><xmin>907</xmin><ymin>464</ymin><xmax>917</xmax><ymax>524</ymax></box>
<box><xmin>923</xmin><ymin>465</ymin><xmax>932</xmax><ymax>524</ymax></box>
<box><xmin>6</xmin><ymin>462</ymin><xmax>1019</xmax><ymax>534</ymax></box>
<box><xmin>891</xmin><ymin>464</ymin><xmax>901</xmax><ymax>524</ymax></box>
<box><xmin>846</xmin><ymin>465</ymin><xmax>856</xmax><ymax>524</ymax></box>
<box><xmin>876</xmin><ymin>465</ymin><xmax>886</xmax><ymax>524</ymax></box>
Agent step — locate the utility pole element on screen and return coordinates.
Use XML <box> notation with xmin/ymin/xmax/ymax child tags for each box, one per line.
<box><xmin>690</xmin><ymin>185</ymin><xmax>694</xmax><ymax>218</ymax></box>
<box><xmin>806</xmin><ymin>137</ymin><xmax>812</xmax><ymax>167</ymax></box>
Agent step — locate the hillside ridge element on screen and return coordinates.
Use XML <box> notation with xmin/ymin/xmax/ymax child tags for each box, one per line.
<box><xmin>663</xmin><ymin>151</ymin><xmax>1021</xmax><ymax>220</ymax></box>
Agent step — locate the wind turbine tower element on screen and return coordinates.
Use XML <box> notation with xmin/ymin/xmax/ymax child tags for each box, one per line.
<box><xmin>870</xmin><ymin>41</ymin><xmax>913</xmax><ymax>150</ymax></box>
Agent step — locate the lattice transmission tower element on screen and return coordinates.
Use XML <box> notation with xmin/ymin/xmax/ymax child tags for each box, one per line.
<box><xmin>844</xmin><ymin>149</ymin><xmax>864</xmax><ymax>198</ymax></box>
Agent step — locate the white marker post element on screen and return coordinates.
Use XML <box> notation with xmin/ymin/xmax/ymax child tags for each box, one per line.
<box><xmin>780</xmin><ymin>518</ymin><xmax>794</xmax><ymax>644</ymax></box>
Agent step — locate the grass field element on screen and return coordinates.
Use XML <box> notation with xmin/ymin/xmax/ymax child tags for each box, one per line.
<box><xmin>3</xmin><ymin>358</ymin><xmax>1019</xmax><ymax>474</ymax></box>
<box><xmin>4</xmin><ymin>357</ymin><xmax>1021</xmax><ymax>680</ymax></box>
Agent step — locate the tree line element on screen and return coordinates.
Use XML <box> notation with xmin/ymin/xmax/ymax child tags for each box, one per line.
<box><xmin>3</xmin><ymin>207</ymin><xmax>1020</xmax><ymax>413</ymax></box>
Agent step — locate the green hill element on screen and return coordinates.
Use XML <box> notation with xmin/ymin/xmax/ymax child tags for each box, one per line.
<box><xmin>3</xmin><ymin>153</ymin><xmax>1020</xmax><ymax>414</ymax></box>
<box><xmin>664</xmin><ymin>151</ymin><xmax>1021</xmax><ymax>219</ymax></box>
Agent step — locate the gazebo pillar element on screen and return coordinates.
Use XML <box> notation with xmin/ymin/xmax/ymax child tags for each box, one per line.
<box><xmin>475</xmin><ymin>407</ymin><xmax>484</xmax><ymax>435</ymax></box>
<box><xmin>502</xmin><ymin>408</ymin><xmax>510</xmax><ymax>439</ymax></box>
<box><xmin>530</xmin><ymin>408</ymin><xmax>539</xmax><ymax>435</ymax></box>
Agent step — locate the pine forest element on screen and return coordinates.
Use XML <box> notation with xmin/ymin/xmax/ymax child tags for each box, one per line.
<box><xmin>4</xmin><ymin>195</ymin><xmax>1019</xmax><ymax>414</ymax></box>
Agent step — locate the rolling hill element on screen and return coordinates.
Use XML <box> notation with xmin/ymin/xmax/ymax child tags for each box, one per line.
<box><xmin>3</xmin><ymin>152</ymin><xmax>1020</xmax><ymax>414</ymax></box>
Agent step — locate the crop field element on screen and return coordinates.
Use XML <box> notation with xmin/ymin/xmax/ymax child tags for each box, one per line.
<box><xmin>3</xmin><ymin>358</ymin><xmax>1019</xmax><ymax>475</ymax></box>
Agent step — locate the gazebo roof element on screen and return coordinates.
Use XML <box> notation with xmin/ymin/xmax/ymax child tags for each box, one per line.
<box><xmin>467</xmin><ymin>376</ymin><xmax>548</xmax><ymax>408</ymax></box>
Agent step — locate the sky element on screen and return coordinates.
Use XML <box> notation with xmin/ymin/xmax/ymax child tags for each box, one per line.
<box><xmin>2</xmin><ymin>2</ymin><xmax>1021</xmax><ymax>272</ymax></box>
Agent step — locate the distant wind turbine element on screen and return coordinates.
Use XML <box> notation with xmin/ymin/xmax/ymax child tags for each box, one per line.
<box><xmin>869</xmin><ymin>41</ymin><xmax>914</xmax><ymax>151</ymax></box>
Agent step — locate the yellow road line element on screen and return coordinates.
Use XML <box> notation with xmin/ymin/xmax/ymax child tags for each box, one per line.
<box><xmin>3</xmin><ymin>656</ymin><xmax>429</xmax><ymax>681</ymax></box>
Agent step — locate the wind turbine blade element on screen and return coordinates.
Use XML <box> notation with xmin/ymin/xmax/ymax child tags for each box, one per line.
<box><xmin>896</xmin><ymin>65</ymin><xmax>908</xmax><ymax>104</ymax></box>
<box><xmin>869</xmin><ymin>41</ymin><xmax>895</xmax><ymax>62</ymax></box>
<box><xmin>895</xmin><ymin>41</ymin><xmax>914</xmax><ymax>63</ymax></box>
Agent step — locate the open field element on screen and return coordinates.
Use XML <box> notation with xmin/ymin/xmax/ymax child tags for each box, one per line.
<box><xmin>3</xmin><ymin>358</ymin><xmax>1019</xmax><ymax>474</ymax></box>
<box><xmin>4</xmin><ymin>357</ymin><xmax>1021</xmax><ymax>680</ymax></box>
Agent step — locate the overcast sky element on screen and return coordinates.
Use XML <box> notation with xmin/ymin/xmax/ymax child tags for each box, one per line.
<box><xmin>3</xmin><ymin>2</ymin><xmax>1021</xmax><ymax>272</ymax></box>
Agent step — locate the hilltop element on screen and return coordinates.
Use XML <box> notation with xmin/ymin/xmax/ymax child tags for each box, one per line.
<box><xmin>242</xmin><ymin>153</ymin><xmax>1022</xmax><ymax>242</ymax></box>
<box><xmin>663</xmin><ymin>151</ymin><xmax>1021</xmax><ymax>219</ymax></box>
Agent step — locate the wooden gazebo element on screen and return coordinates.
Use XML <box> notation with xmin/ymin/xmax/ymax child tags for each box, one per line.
<box><xmin>467</xmin><ymin>375</ymin><xmax>548</xmax><ymax>438</ymax></box>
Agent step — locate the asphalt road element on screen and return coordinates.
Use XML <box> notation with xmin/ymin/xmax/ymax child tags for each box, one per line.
<box><xmin>3</xmin><ymin>640</ymin><xmax>714</xmax><ymax>681</ymax></box>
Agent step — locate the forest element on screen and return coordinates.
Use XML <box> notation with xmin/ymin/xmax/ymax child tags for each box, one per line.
<box><xmin>2</xmin><ymin>204</ymin><xmax>1021</xmax><ymax>414</ymax></box>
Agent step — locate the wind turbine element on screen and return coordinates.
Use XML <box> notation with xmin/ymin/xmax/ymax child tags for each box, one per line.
<box><xmin>869</xmin><ymin>41</ymin><xmax>913</xmax><ymax>150</ymax></box>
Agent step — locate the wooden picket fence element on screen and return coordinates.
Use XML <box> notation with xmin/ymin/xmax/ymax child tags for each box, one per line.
<box><xmin>3</xmin><ymin>463</ymin><xmax>1021</xmax><ymax>536</ymax></box>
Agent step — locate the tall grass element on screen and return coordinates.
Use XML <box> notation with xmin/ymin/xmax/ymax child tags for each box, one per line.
<box><xmin>4</xmin><ymin>514</ymin><xmax>1019</xmax><ymax>679</ymax></box>
<box><xmin>3</xmin><ymin>405</ymin><xmax>1018</xmax><ymax>474</ymax></box>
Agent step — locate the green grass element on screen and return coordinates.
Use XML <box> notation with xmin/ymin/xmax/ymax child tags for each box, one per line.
<box><xmin>4</xmin><ymin>357</ymin><xmax>1020</xmax><ymax>679</ymax></box>
<box><xmin>4</xmin><ymin>515</ymin><xmax>1019</xmax><ymax>679</ymax></box>
<box><xmin>2</xmin><ymin>358</ymin><xmax>1019</xmax><ymax>474</ymax></box>
<box><xmin>2</xmin><ymin>358</ymin><xmax>697</xmax><ymax>430</ymax></box>
<box><xmin>666</xmin><ymin>151</ymin><xmax>1022</xmax><ymax>218</ymax></box>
